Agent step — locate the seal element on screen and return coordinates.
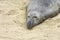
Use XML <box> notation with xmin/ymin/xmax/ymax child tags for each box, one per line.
<box><xmin>26</xmin><ymin>0</ymin><xmax>60</xmax><ymax>29</ymax></box>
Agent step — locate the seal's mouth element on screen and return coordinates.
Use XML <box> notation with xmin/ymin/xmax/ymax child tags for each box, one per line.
<box><xmin>27</xmin><ymin>18</ymin><xmax>39</xmax><ymax>29</ymax></box>
<box><xmin>27</xmin><ymin>20</ymin><xmax>40</xmax><ymax>29</ymax></box>
<box><xmin>27</xmin><ymin>17</ymin><xmax>34</xmax><ymax>29</ymax></box>
<box><xmin>27</xmin><ymin>20</ymin><xmax>33</xmax><ymax>29</ymax></box>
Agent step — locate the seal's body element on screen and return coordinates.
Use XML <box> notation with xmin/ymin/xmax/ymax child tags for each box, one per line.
<box><xmin>26</xmin><ymin>0</ymin><xmax>60</xmax><ymax>29</ymax></box>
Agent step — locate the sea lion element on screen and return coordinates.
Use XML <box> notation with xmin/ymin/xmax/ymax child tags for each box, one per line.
<box><xmin>26</xmin><ymin>0</ymin><xmax>60</xmax><ymax>29</ymax></box>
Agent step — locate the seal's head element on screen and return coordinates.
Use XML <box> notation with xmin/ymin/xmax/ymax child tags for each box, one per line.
<box><xmin>27</xmin><ymin>11</ymin><xmax>44</xmax><ymax>29</ymax></box>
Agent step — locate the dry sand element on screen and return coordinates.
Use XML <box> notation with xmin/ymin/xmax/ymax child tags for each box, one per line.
<box><xmin>0</xmin><ymin>0</ymin><xmax>60</xmax><ymax>40</ymax></box>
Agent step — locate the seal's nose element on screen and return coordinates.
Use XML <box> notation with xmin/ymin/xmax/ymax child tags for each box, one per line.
<box><xmin>27</xmin><ymin>20</ymin><xmax>33</xmax><ymax>29</ymax></box>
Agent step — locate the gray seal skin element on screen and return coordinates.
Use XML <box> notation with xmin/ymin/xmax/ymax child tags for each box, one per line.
<box><xmin>26</xmin><ymin>0</ymin><xmax>60</xmax><ymax>29</ymax></box>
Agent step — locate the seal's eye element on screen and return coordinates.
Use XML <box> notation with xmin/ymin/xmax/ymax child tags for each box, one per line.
<box><xmin>33</xmin><ymin>16</ymin><xmax>39</xmax><ymax>20</ymax></box>
<box><xmin>33</xmin><ymin>16</ymin><xmax>37</xmax><ymax>18</ymax></box>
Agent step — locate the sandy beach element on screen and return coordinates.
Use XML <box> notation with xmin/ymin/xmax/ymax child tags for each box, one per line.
<box><xmin>0</xmin><ymin>0</ymin><xmax>60</xmax><ymax>40</ymax></box>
